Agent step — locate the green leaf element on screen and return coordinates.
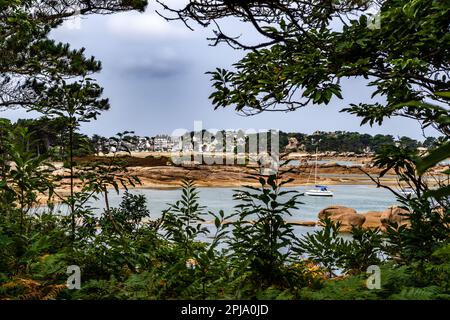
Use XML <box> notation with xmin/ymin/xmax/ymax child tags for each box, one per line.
<box><xmin>424</xmin><ymin>185</ymin><xmax>450</xmax><ymax>200</ymax></box>
<box><xmin>215</xmin><ymin>217</ymin><xmax>221</xmax><ymax>228</ymax></box>
<box><xmin>417</xmin><ymin>142</ymin><xmax>450</xmax><ymax>175</ymax></box>
<box><xmin>434</xmin><ymin>91</ymin><xmax>450</xmax><ymax>99</ymax></box>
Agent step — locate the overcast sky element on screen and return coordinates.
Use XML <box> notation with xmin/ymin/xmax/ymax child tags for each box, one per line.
<box><xmin>2</xmin><ymin>1</ymin><xmax>438</xmax><ymax>140</ymax></box>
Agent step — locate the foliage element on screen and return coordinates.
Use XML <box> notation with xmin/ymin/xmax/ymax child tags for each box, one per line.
<box><xmin>339</xmin><ymin>226</ymin><xmax>383</xmax><ymax>274</ymax></box>
<box><xmin>159</xmin><ymin>0</ymin><xmax>450</xmax><ymax>204</ymax></box>
<box><xmin>0</xmin><ymin>0</ymin><xmax>449</xmax><ymax>301</ymax></box>
<box><xmin>4</xmin><ymin>120</ymin><xmax>429</xmax><ymax>156</ymax></box>
<box><xmin>0</xmin><ymin>0</ymin><xmax>147</xmax><ymax>109</ymax></box>
<box><xmin>228</xmin><ymin>165</ymin><xmax>307</xmax><ymax>290</ymax></box>
<box><xmin>277</xmin><ymin>130</ymin><xmax>402</xmax><ymax>153</ymax></box>
<box><xmin>297</xmin><ymin>218</ymin><xmax>346</xmax><ymax>277</ymax></box>
<box><xmin>301</xmin><ymin>257</ymin><xmax>450</xmax><ymax>300</ymax></box>
<box><xmin>1</xmin><ymin>127</ymin><xmax>54</xmax><ymax>216</ymax></box>
<box><xmin>162</xmin><ymin>179</ymin><xmax>208</xmax><ymax>254</ymax></box>
<box><xmin>0</xmin><ymin>117</ymin><xmax>91</xmax><ymax>158</ymax></box>
<box><xmin>159</xmin><ymin>1</ymin><xmax>449</xmax><ymax>131</ymax></box>
<box><xmin>362</xmin><ymin>131</ymin><xmax>449</xmax><ymax>265</ymax></box>
<box><xmin>0</xmin><ymin>170</ymin><xmax>449</xmax><ymax>300</ymax></box>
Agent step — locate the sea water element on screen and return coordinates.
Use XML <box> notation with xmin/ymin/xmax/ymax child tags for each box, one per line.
<box><xmin>56</xmin><ymin>184</ymin><xmax>395</xmax><ymax>238</ymax></box>
<box><xmin>83</xmin><ymin>185</ymin><xmax>396</xmax><ymax>218</ymax></box>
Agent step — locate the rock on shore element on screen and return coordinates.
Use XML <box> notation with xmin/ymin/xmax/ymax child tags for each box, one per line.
<box><xmin>317</xmin><ymin>205</ymin><xmax>411</xmax><ymax>232</ymax></box>
<box><xmin>362</xmin><ymin>211</ymin><xmax>384</xmax><ymax>230</ymax></box>
<box><xmin>318</xmin><ymin>205</ymin><xmax>366</xmax><ymax>233</ymax></box>
<box><xmin>379</xmin><ymin>206</ymin><xmax>411</xmax><ymax>230</ymax></box>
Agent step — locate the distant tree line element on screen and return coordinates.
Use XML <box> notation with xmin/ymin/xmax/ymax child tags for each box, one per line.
<box><xmin>0</xmin><ymin>117</ymin><xmax>92</xmax><ymax>159</ymax></box>
<box><xmin>278</xmin><ymin>131</ymin><xmax>438</xmax><ymax>153</ymax></box>
<box><xmin>1</xmin><ymin>118</ymin><xmax>440</xmax><ymax>157</ymax></box>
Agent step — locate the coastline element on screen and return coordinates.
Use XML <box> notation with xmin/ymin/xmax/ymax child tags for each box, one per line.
<box><xmin>38</xmin><ymin>154</ymin><xmax>448</xmax><ymax>203</ymax></box>
<box><xmin>37</xmin><ymin>155</ymin><xmax>446</xmax><ymax>232</ymax></box>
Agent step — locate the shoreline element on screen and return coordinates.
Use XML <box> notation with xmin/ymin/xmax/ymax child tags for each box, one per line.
<box><xmin>39</xmin><ymin>154</ymin><xmax>448</xmax><ymax>201</ymax></box>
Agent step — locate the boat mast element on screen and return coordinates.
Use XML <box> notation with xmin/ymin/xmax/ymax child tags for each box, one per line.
<box><xmin>314</xmin><ymin>146</ymin><xmax>318</xmax><ymax>185</ymax></box>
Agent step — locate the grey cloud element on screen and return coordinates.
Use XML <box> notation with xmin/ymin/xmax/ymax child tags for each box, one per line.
<box><xmin>117</xmin><ymin>55</ymin><xmax>189</xmax><ymax>78</ymax></box>
<box><xmin>34</xmin><ymin>8</ymin><xmax>436</xmax><ymax>140</ymax></box>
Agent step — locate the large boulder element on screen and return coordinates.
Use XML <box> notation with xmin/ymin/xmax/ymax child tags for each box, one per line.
<box><xmin>317</xmin><ymin>206</ymin><xmax>413</xmax><ymax>232</ymax></box>
<box><xmin>380</xmin><ymin>206</ymin><xmax>410</xmax><ymax>229</ymax></box>
<box><xmin>318</xmin><ymin>206</ymin><xmax>366</xmax><ymax>233</ymax></box>
<box><xmin>318</xmin><ymin>205</ymin><xmax>356</xmax><ymax>219</ymax></box>
<box><xmin>362</xmin><ymin>211</ymin><xmax>383</xmax><ymax>230</ymax></box>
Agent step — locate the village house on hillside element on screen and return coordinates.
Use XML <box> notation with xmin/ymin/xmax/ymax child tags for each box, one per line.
<box><xmin>152</xmin><ymin>135</ymin><xmax>176</xmax><ymax>152</ymax></box>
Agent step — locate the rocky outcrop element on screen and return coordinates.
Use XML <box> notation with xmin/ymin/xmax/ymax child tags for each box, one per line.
<box><xmin>289</xmin><ymin>220</ymin><xmax>317</xmax><ymax>227</ymax></box>
<box><xmin>340</xmin><ymin>206</ymin><xmax>411</xmax><ymax>231</ymax></box>
<box><xmin>318</xmin><ymin>205</ymin><xmax>356</xmax><ymax>219</ymax></box>
<box><xmin>380</xmin><ymin>206</ymin><xmax>410</xmax><ymax>229</ymax></box>
<box><xmin>317</xmin><ymin>205</ymin><xmax>413</xmax><ymax>232</ymax></box>
<box><xmin>318</xmin><ymin>206</ymin><xmax>366</xmax><ymax>233</ymax></box>
<box><xmin>362</xmin><ymin>211</ymin><xmax>384</xmax><ymax>230</ymax></box>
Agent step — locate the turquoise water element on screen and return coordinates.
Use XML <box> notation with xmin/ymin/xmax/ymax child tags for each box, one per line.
<box><xmin>43</xmin><ymin>185</ymin><xmax>398</xmax><ymax>238</ymax></box>
<box><xmin>87</xmin><ymin>184</ymin><xmax>397</xmax><ymax>221</ymax></box>
<box><xmin>93</xmin><ymin>185</ymin><xmax>397</xmax><ymax>237</ymax></box>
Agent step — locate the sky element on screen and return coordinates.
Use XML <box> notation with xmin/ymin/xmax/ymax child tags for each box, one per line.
<box><xmin>1</xmin><ymin>1</ymin><xmax>438</xmax><ymax>140</ymax></box>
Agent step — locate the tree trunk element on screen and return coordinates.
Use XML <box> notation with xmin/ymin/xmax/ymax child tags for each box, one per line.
<box><xmin>69</xmin><ymin>120</ymin><xmax>75</xmax><ymax>241</ymax></box>
<box><xmin>104</xmin><ymin>189</ymin><xmax>110</xmax><ymax>213</ymax></box>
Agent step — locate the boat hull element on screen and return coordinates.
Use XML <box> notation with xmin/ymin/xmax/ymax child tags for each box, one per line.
<box><xmin>305</xmin><ymin>190</ymin><xmax>334</xmax><ymax>197</ymax></box>
<box><xmin>399</xmin><ymin>190</ymin><xmax>414</xmax><ymax>196</ymax></box>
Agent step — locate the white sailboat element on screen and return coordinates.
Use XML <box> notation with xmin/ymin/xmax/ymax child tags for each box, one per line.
<box><xmin>235</xmin><ymin>191</ymin><xmax>246</xmax><ymax>199</ymax></box>
<box><xmin>305</xmin><ymin>185</ymin><xmax>334</xmax><ymax>197</ymax></box>
<box><xmin>305</xmin><ymin>146</ymin><xmax>334</xmax><ymax>197</ymax></box>
<box><xmin>398</xmin><ymin>187</ymin><xmax>414</xmax><ymax>197</ymax></box>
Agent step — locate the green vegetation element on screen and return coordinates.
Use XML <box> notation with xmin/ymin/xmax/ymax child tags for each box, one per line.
<box><xmin>0</xmin><ymin>0</ymin><xmax>449</xmax><ymax>300</ymax></box>
<box><xmin>0</xmin><ymin>168</ymin><xmax>448</xmax><ymax>299</ymax></box>
<box><xmin>278</xmin><ymin>131</ymin><xmax>420</xmax><ymax>153</ymax></box>
<box><xmin>4</xmin><ymin>118</ymin><xmax>430</xmax><ymax>156</ymax></box>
